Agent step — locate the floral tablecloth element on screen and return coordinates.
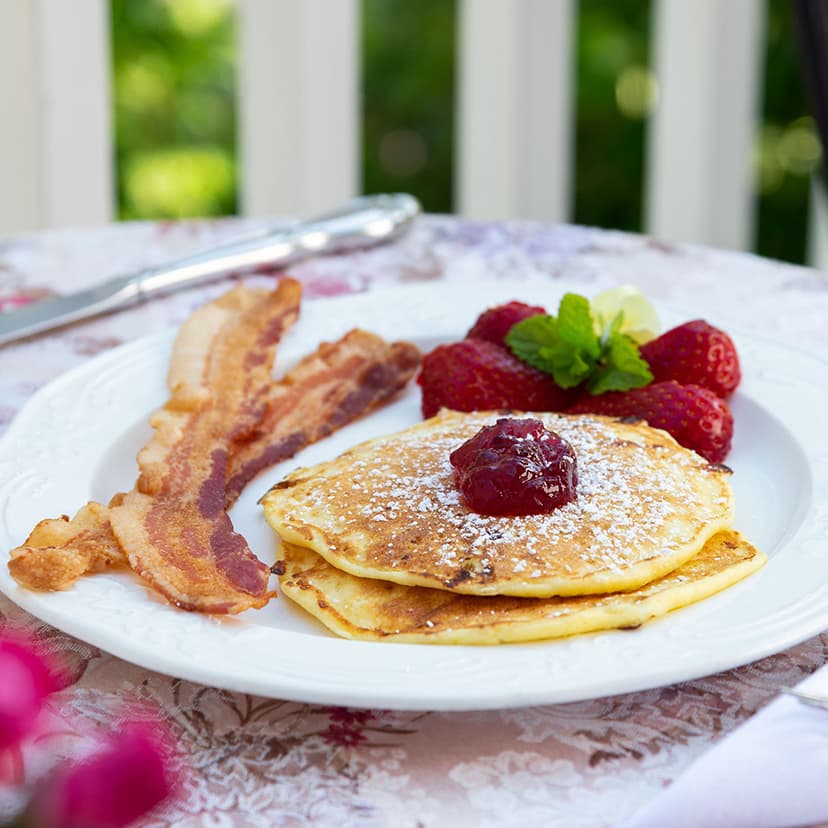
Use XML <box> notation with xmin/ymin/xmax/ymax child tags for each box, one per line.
<box><xmin>1</xmin><ymin>216</ymin><xmax>826</xmax><ymax>827</ymax></box>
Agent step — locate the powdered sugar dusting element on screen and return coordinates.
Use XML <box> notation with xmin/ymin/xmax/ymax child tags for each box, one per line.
<box><xmin>275</xmin><ymin>411</ymin><xmax>733</xmax><ymax>586</ymax></box>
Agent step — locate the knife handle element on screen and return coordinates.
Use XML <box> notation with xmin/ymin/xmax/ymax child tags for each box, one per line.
<box><xmin>135</xmin><ymin>193</ymin><xmax>421</xmax><ymax>299</ymax></box>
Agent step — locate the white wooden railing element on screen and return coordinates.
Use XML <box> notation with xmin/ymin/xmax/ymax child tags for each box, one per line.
<box><xmin>0</xmin><ymin>0</ymin><xmax>112</xmax><ymax>233</ymax></box>
<box><xmin>1</xmin><ymin>0</ymin><xmax>821</xmax><ymax>265</ymax></box>
<box><xmin>457</xmin><ymin>0</ymin><xmax>575</xmax><ymax>223</ymax></box>
<box><xmin>239</xmin><ymin>0</ymin><xmax>359</xmax><ymax>217</ymax></box>
<box><xmin>646</xmin><ymin>0</ymin><xmax>765</xmax><ymax>252</ymax></box>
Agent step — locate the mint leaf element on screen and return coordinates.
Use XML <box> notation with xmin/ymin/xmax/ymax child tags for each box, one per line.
<box><xmin>506</xmin><ymin>292</ymin><xmax>653</xmax><ymax>395</ymax></box>
<box><xmin>506</xmin><ymin>314</ymin><xmax>558</xmax><ymax>371</ymax></box>
<box><xmin>557</xmin><ymin>294</ymin><xmax>602</xmax><ymax>360</ymax></box>
<box><xmin>539</xmin><ymin>339</ymin><xmax>594</xmax><ymax>387</ymax></box>
<box><xmin>506</xmin><ymin>305</ymin><xmax>599</xmax><ymax>388</ymax></box>
<box><xmin>586</xmin><ymin>331</ymin><xmax>653</xmax><ymax>395</ymax></box>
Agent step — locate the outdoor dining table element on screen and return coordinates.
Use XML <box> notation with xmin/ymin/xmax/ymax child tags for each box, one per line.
<box><xmin>0</xmin><ymin>214</ymin><xmax>826</xmax><ymax>827</ymax></box>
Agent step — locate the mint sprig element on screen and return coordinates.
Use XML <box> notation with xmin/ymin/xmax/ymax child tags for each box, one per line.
<box><xmin>505</xmin><ymin>293</ymin><xmax>653</xmax><ymax>395</ymax></box>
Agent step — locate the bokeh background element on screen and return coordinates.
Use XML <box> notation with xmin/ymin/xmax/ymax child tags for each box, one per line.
<box><xmin>112</xmin><ymin>0</ymin><xmax>817</xmax><ymax>264</ymax></box>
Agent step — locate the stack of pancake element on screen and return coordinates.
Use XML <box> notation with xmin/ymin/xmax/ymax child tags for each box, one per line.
<box><xmin>261</xmin><ymin>410</ymin><xmax>765</xmax><ymax>644</ymax></box>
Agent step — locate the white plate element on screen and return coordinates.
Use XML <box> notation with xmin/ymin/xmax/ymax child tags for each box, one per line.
<box><xmin>0</xmin><ymin>281</ymin><xmax>826</xmax><ymax>711</ymax></box>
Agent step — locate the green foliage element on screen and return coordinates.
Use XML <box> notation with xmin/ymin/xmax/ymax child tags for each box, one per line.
<box><xmin>110</xmin><ymin>0</ymin><xmax>237</xmax><ymax>219</ymax></box>
<box><xmin>574</xmin><ymin>0</ymin><xmax>651</xmax><ymax>232</ymax></box>
<box><xmin>123</xmin><ymin>147</ymin><xmax>235</xmax><ymax>218</ymax></box>
<box><xmin>361</xmin><ymin>0</ymin><xmax>456</xmax><ymax>212</ymax></box>
<box><xmin>755</xmin><ymin>1</ymin><xmax>813</xmax><ymax>264</ymax></box>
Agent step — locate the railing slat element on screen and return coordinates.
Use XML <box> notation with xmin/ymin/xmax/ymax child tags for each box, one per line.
<box><xmin>807</xmin><ymin>179</ymin><xmax>828</xmax><ymax>271</ymax></box>
<box><xmin>645</xmin><ymin>0</ymin><xmax>765</xmax><ymax>250</ymax></box>
<box><xmin>457</xmin><ymin>0</ymin><xmax>575</xmax><ymax>222</ymax></box>
<box><xmin>239</xmin><ymin>0</ymin><xmax>359</xmax><ymax>218</ymax></box>
<box><xmin>0</xmin><ymin>0</ymin><xmax>113</xmax><ymax>235</ymax></box>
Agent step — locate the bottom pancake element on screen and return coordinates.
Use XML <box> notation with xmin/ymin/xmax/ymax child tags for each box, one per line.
<box><xmin>277</xmin><ymin>531</ymin><xmax>766</xmax><ymax>645</ymax></box>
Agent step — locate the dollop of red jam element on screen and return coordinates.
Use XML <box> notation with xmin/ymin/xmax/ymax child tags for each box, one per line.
<box><xmin>449</xmin><ymin>417</ymin><xmax>578</xmax><ymax>517</ymax></box>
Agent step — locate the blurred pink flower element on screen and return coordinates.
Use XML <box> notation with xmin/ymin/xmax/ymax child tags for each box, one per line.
<box><xmin>27</xmin><ymin>722</ymin><xmax>174</xmax><ymax>828</ymax></box>
<box><xmin>0</xmin><ymin>637</ymin><xmax>58</xmax><ymax>751</ymax></box>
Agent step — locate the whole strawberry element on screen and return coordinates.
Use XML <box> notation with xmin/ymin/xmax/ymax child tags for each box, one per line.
<box><xmin>466</xmin><ymin>301</ymin><xmax>546</xmax><ymax>347</ymax></box>
<box><xmin>568</xmin><ymin>381</ymin><xmax>733</xmax><ymax>463</ymax></box>
<box><xmin>418</xmin><ymin>339</ymin><xmax>574</xmax><ymax>418</ymax></box>
<box><xmin>639</xmin><ymin>319</ymin><xmax>740</xmax><ymax>398</ymax></box>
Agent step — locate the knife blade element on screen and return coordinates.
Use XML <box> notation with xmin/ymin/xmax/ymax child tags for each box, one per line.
<box><xmin>0</xmin><ymin>193</ymin><xmax>421</xmax><ymax>347</ymax></box>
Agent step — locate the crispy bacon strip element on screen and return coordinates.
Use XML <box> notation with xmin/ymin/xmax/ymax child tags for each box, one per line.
<box><xmin>109</xmin><ymin>280</ymin><xmax>303</xmax><ymax>613</ymax></box>
<box><xmin>6</xmin><ymin>282</ymin><xmax>295</xmax><ymax>598</ymax></box>
<box><xmin>7</xmin><ymin>283</ymin><xmax>422</xmax><ymax>613</ymax></box>
<box><xmin>111</xmin><ymin>326</ymin><xmax>420</xmax><ymax>612</ymax></box>
<box><xmin>8</xmin><ymin>498</ymin><xmax>126</xmax><ymax>591</ymax></box>
<box><xmin>225</xmin><ymin>329</ymin><xmax>422</xmax><ymax>504</ymax></box>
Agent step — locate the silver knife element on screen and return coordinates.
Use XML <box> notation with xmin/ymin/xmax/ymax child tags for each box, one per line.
<box><xmin>0</xmin><ymin>193</ymin><xmax>421</xmax><ymax>347</ymax></box>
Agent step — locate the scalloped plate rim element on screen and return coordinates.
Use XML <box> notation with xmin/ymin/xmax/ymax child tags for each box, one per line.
<box><xmin>0</xmin><ymin>279</ymin><xmax>825</xmax><ymax>711</ymax></box>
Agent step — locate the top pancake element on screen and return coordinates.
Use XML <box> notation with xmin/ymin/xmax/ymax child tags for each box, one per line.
<box><xmin>261</xmin><ymin>410</ymin><xmax>735</xmax><ymax>597</ymax></box>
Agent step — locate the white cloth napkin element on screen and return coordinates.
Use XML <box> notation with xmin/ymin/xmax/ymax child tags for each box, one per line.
<box><xmin>619</xmin><ymin>664</ymin><xmax>828</xmax><ymax>828</ymax></box>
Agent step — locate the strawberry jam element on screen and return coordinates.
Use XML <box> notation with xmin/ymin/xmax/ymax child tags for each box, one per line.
<box><xmin>449</xmin><ymin>417</ymin><xmax>578</xmax><ymax>516</ymax></box>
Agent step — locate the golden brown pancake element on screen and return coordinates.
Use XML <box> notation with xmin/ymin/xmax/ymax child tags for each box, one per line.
<box><xmin>261</xmin><ymin>410</ymin><xmax>735</xmax><ymax>597</ymax></box>
<box><xmin>276</xmin><ymin>531</ymin><xmax>766</xmax><ymax>644</ymax></box>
